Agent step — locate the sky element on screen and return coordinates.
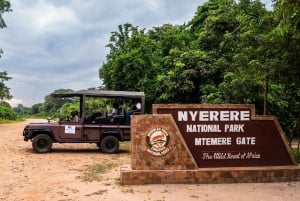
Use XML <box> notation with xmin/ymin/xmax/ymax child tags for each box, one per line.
<box><xmin>0</xmin><ymin>0</ymin><xmax>273</xmax><ymax>107</ymax></box>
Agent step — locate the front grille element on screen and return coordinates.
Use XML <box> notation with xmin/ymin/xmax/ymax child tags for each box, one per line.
<box><xmin>23</xmin><ymin>126</ymin><xmax>29</xmax><ymax>136</ymax></box>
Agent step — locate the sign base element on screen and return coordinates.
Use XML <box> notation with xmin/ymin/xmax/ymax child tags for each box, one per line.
<box><xmin>121</xmin><ymin>165</ymin><xmax>300</xmax><ymax>185</ymax></box>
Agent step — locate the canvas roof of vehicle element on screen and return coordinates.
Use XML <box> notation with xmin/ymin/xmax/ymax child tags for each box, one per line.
<box><xmin>51</xmin><ymin>90</ymin><xmax>145</xmax><ymax>99</ymax></box>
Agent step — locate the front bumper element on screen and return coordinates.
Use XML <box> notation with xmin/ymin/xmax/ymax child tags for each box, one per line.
<box><xmin>23</xmin><ymin>126</ymin><xmax>30</xmax><ymax>141</ymax></box>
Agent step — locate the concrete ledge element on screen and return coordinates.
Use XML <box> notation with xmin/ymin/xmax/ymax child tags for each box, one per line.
<box><xmin>120</xmin><ymin>165</ymin><xmax>300</xmax><ymax>185</ymax></box>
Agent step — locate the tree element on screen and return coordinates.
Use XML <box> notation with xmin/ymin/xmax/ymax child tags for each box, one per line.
<box><xmin>99</xmin><ymin>23</ymin><xmax>163</xmax><ymax>110</ymax></box>
<box><xmin>227</xmin><ymin>0</ymin><xmax>273</xmax><ymax>112</ymax></box>
<box><xmin>148</xmin><ymin>24</ymin><xmax>199</xmax><ymax>103</ymax></box>
<box><xmin>0</xmin><ymin>0</ymin><xmax>11</xmax><ymax>28</ymax></box>
<box><xmin>0</xmin><ymin>71</ymin><xmax>12</xmax><ymax>100</ymax></box>
<box><xmin>269</xmin><ymin>0</ymin><xmax>300</xmax><ymax>135</ymax></box>
<box><xmin>196</xmin><ymin>0</ymin><xmax>276</xmax><ymax>112</ymax></box>
<box><xmin>273</xmin><ymin>0</ymin><xmax>300</xmax><ymax>38</ymax></box>
<box><xmin>0</xmin><ymin>101</ymin><xmax>17</xmax><ymax>120</ymax></box>
<box><xmin>98</xmin><ymin>0</ymin><xmax>299</xmax><ymax>136</ymax></box>
<box><xmin>0</xmin><ymin>0</ymin><xmax>12</xmax><ymax>101</ymax></box>
<box><xmin>13</xmin><ymin>104</ymin><xmax>32</xmax><ymax>116</ymax></box>
<box><xmin>100</xmin><ymin>23</ymin><xmax>145</xmax><ymax>90</ymax></box>
<box><xmin>272</xmin><ymin>0</ymin><xmax>300</xmax><ymax>112</ymax></box>
<box><xmin>197</xmin><ymin>0</ymin><xmax>299</xmax><ymax>134</ymax></box>
<box><xmin>39</xmin><ymin>89</ymin><xmax>74</xmax><ymax>114</ymax></box>
<box><xmin>31</xmin><ymin>103</ymin><xmax>43</xmax><ymax>114</ymax></box>
<box><xmin>0</xmin><ymin>0</ymin><xmax>14</xmax><ymax>121</ymax></box>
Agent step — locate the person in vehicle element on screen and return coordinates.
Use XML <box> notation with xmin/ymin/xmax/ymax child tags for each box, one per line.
<box><xmin>108</xmin><ymin>102</ymin><xmax>119</xmax><ymax>117</ymax></box>
<box><xmin>125</xmin><ymin>99</ymin><xmax>141</xmax><ymax>123</ymax></box>
<box><xmin>71</xmin><ymin>111</ymin><xmax>80</xmax><ymax>122</ymax></box>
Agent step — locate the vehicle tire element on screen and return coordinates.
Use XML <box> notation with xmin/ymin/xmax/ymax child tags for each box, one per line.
<box><xmin>32</xmin><ymin>134</ymin><xmax>52</xmax><ymax>153</ymax></box>
<box><xmin>101</xmin><ymin>135</ymin><xmax>119</xmax><ymax>154</ymax></box>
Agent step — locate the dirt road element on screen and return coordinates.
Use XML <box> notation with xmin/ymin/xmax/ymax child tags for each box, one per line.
<box><xmin>0</xmin><ymin>119</ymin><xmax>300</xmax><ymax>201</ymax></box>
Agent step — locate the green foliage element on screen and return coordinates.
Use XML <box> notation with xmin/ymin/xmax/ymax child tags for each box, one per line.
<box><xmin>31</xmin><ymin>103</ymin><xmax>43</xmax><ymax>114</ymax></box>
<box><xmin>13</xmin><ymin>88</ymin><xmax>122</xmax><ymax>120</ymax></box>
<box><xmin>0</xmin><ymin>101</ymin><xmax>17</xmax><ymax>120</ymax></box>
<box><xmin>273</xmin><ymin>0</ymin><xmax>300</xmax><ymax>38</ymax></box>
<box><xmin>0</xmin><ymin>0</ymin><xmax>11</xmax><ymax>28</ymax></box>
<box><xmin>40</xmin><ymin>89</ymin><xmax>74</xmax><ymax>114</ymax></box>
<box><xmin>0</xmin><ymin>71</ymin><xmax>12</xmax><ymax>100</ymax></box>
<box><xmin>292</xmin><ymin>148</ymin><xmax>300</xmax><ymax>163</ymax></box>
<box><xmin>76</xmin><ymin>162</ymin><xmax>119</xmax><ymax>182</ymax></box>
<box><xmin>56</xmin><ymin>96</ymin><xmax>107</xmax><ymax>119</ymax></box>
<box><xmin>60</xmin><ymin>101</ymin><xmax>80</xmax><ymax>120</ymax></box>
<box><xmin>13</xmin><ymin>104</ymin><xmax>32</xmax><ymax>116</ymax></box>
<box><xmin>0</xmin><ymin>1</ymin><xmax>13</xmax><ymax>122</ymax></box>
<box><xmin>0</xmin><ymin>1</ymin><xmax>12</xmax><ymax>101</ymax></box>
<box><xmin>97</xmin><ymin>0</ymin><xmax>300</xmax><ymax>137</ymax></box>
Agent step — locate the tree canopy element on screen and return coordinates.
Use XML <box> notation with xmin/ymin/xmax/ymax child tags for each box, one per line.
<box><xmin>99</xmin><ymin>0</ymin><xmax>300</xmax><ymax>136</ymax></box>
<box><xmin>0</xmin><ymin>0</ymin><xmax>14</xmax><ymax>121</ymax></box>
<box><xmin>0</xmin><ymin>71</ymin><xmax>12</xmax><ymax>100</ymax></box>
<box><xmin>0</xmin><ymin>0</ymin><xmax>12</xmax><ymax>101</ymax></box>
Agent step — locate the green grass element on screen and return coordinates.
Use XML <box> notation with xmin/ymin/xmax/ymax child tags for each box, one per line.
<box><xmin>119</xmin><ymin>141</ymin><xmax>131</xmax><ymax>151</ymax></box>
<box><xmin>85</xmin><ymin>189</ymin><xmax>108</xmax><ymax>196</ymax></box>
<box><xmin>292</xmin><ymin>148</ymin><xmax>300</xmax><ymax>163</ymax></box>
<box><xmin>76</xmin><ymin>162</ymin><xmax>119</xmax><ymax>182</ymax></box>
<box><xmin>121</xmin><ymin>188</ymin><xmax>134</xmax><ymax>194</ymax></box>
<box><xmin>0</xmin><ymin>118</ymin><xmax>24</xmax><ymax>124</ymax></box>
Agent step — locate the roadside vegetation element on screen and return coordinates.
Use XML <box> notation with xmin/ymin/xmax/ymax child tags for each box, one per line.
<box><xmin>76</xmin><ymin>162</ymin><xmax>119</xmax><ymax>182</ymax></box>
<box><xmin>292</xmin><ymin>148</ymin><xmax>300</xmax><ymax>163</ymax></box>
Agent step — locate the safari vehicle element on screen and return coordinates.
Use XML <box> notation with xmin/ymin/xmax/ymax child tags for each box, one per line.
<box><xmin>23</xmin><ymin>90</ymin><xmax>145</xmax><ymax>153</ymax></box>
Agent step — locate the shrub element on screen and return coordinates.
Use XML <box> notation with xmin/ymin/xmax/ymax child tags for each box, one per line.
<box><xmin>0</xmin><ymin>101</ymin><xmax>17</xmax><ymax>120</ymax></box>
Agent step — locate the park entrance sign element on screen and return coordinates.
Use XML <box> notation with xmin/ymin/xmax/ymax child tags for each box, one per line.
<box><xmin>121</xmin><ymin>104</ymin><xmax>300</xmax><ymax>185</ymax></box>
<box><xmin>155</xmin><ymin>104</ymin><xmax>294</xmax><ymax>167</ymax></box>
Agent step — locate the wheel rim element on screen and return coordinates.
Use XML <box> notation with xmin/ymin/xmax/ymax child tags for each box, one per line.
<box><xmin>106</xmin><ymin>140</ymin><xmax>115</xmax><ymax>150</ymax></box>
<box><xmin>37</xmin><ymin>139</ymin><xmax>48</xmax><ymax>148</ymax></box>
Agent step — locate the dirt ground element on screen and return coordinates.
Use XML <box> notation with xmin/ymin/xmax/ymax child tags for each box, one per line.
<box><xmin>0</xmin><ymin>119</ymin><xmax>300</xmax><ymax>201</ymax></box>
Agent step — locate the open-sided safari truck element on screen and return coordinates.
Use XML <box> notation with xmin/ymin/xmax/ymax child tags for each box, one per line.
<box><xmin>23</xmin><ymin>90</ymin><xmax>145</xmax><ymax>153</ymax></box>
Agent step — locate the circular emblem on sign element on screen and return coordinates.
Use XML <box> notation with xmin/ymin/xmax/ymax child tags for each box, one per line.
<box><xmin>146</xmin><ymin>128</ymin><xmax>170</xmax><ymax>156</ymax></box>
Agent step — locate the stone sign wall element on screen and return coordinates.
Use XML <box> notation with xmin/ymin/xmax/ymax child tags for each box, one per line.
<box><xmin>130</xmin><ymin>114</ymin><xmax>197</xmax><ymax>170</ymax></box>
<box><xmin>121</xmin><ymin>104</ymin><xmax>300</xmax><ymax>185</ymax></box>
<box><xmin>153</xmin><ymin>104</ymin><xmax>297</xmax><ymax>167</ymax></box>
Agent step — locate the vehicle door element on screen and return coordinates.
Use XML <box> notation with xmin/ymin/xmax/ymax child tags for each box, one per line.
<box><xmin>83</xmin><ymin>123</ymin><xmax>101</xmax><ymax>141</ymax></box>
<box><xmin>58</xmin><ymin>122</ymin><xmax>83</xmax><ymax>139</ymax></box>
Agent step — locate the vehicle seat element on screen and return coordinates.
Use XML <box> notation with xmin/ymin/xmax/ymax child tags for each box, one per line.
<box><xmin>114</xmin><ymin>108</ymin><xmax>126</xmax><ymax>124</ymax></box>
<box><xmin>118</xmin><ymin>108</ymin><xmax>125</xmax><ymax>116</ymax></box>
<box><xmin>88</xmin><ymin>112</ymin><xmax>102</xmax><ymax>123</ymax></box>
<box><xmin>95</xmin><ymin>110</ymin><xmax>107</xmax><ymax>123</ymax></box>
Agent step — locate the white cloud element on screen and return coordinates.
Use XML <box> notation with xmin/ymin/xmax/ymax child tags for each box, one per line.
<box><xmin>35</xmin><ymin>5</ymin><xmax>79</xmax><ymax>34</ymax></box>
<box><xmin>9</xmin><ymin>0</ymin><xmax>80</xmax><ymax>35</ymax></box>
<box><xmin>5</xmin><ymin>98</ymin><xmax>23</xmax><ymax>107</ymax></box>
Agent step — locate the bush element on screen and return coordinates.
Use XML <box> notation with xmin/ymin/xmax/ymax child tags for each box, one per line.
<box><xmin>0</xmin><ymin>101</ymin><xmax>17</xmax><ymax>120</ymax></box>
<box><xmin>292</xmin><ymin>148</ymin><xmax>300</xmax><ymax>163</ymax></box>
